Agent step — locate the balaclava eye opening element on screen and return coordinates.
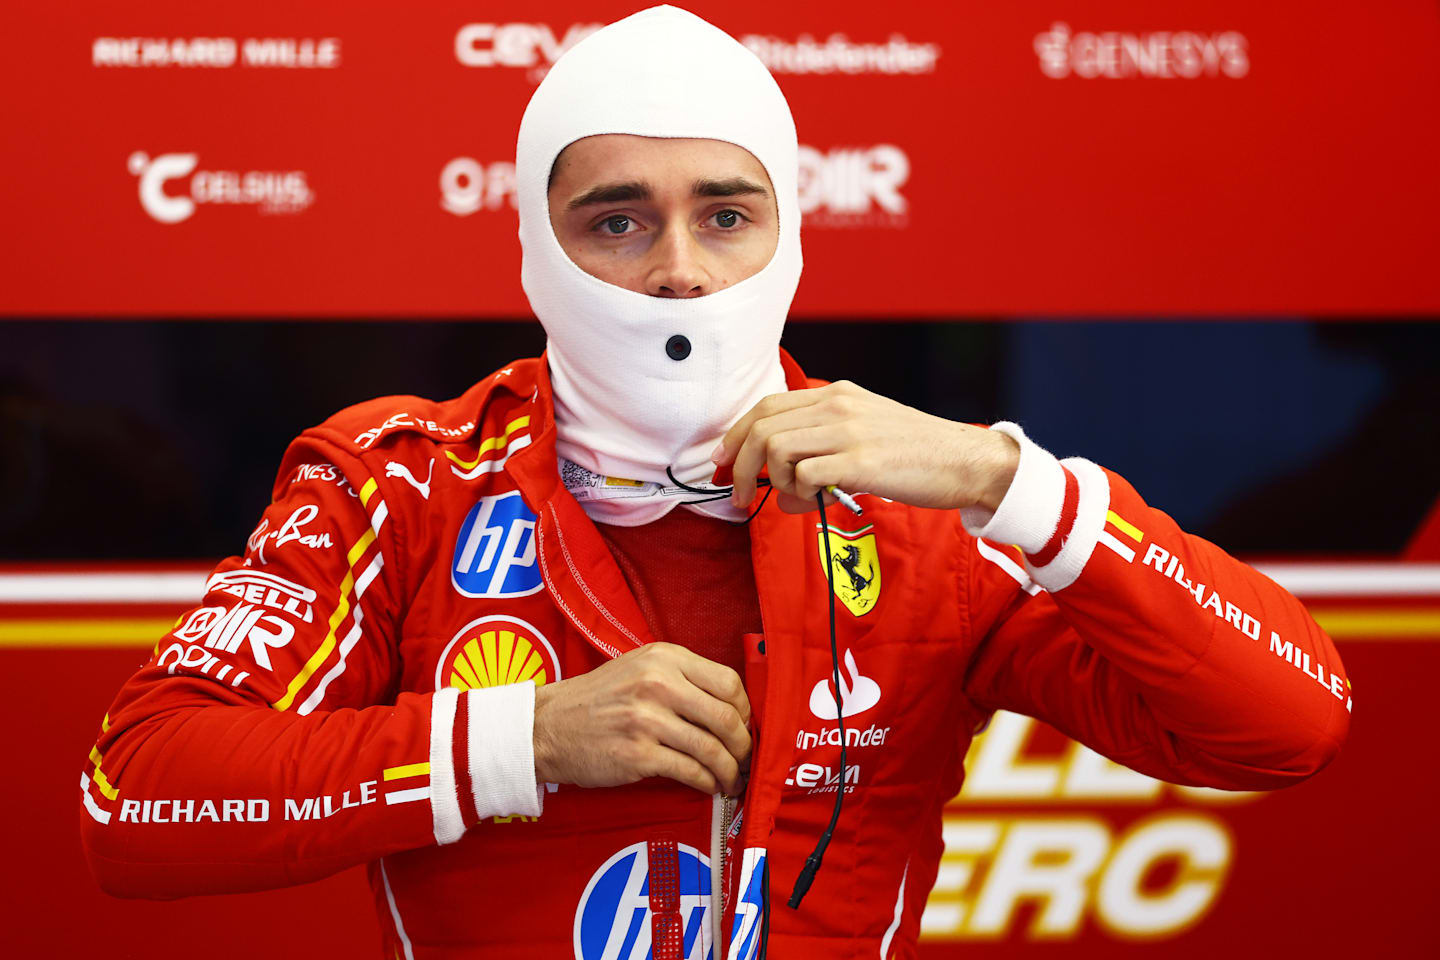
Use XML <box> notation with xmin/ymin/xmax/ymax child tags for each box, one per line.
<box><xmin>516</xmin><ymin>4</ymin><xmax>803</xmax><ymax>526</ymax></box>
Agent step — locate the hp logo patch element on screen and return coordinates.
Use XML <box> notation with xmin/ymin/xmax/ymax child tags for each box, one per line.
<box><xmin>452</xmin><ymin>491</ymin><xmax>543</xmax><ymax>598</ymax></box>
<box><xmin>574</xmin><ymin>841</ymin><xmax>713</xmax><ymax>960</ymax></box>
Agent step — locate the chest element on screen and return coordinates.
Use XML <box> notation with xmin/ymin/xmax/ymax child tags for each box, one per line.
<box><xmin>393</xmin><ymin>482</ymin><xmax>980</xmax><ymax>788</ymax></box>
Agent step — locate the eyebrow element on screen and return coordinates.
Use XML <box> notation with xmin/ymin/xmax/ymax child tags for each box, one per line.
<box><xmin>566</xmin><ymin>180</ymin><xmax>650</xmax><ymax>211</ymax></box>
<box><xmin>566</xmin><ymin>176</ymin><xmax>769</xmax><ymax>211</ymax></box>
<box><xmin>692</xmin><ymin>177</ymin><xmax>769</xmax><ymax>199</ymax></box>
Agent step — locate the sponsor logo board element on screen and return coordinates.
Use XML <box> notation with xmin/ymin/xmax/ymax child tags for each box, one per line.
<box><xmin>171</xmin><ymin>601</ymin><xmax>294</xmax><ymax>671</ymax></box>
<box><xmin>441</xmin><ymin>158</ymin><xmax>517</xmax><ymax>216</ymax></box>
<box><xmin>741</xmin><ymin>33</ymin><xmax>940</xmax><ymax>75</ymax></box>
<box><xmin>808</xmin><ymin>648</ymin><xmax>881</xmax><ymax>719</ymax></box>
<box><xmin>246</xmin><ymin>505</ymin><xmax>334</xmax><ymax>565</ymax></box>
<box><xmin>206</xmin><ymin>569</ymin><xmax>316</xmax><ymax>622</ymax></box>
<box><xmin>93</xmin><ymin>37</ymin><xmax>340</xmax><ymax>69</ymax></box>
<box><xmin>385</xmin><ymin>458</ymin><xmax>435</xmax><ymax>499</ymax></box>
<box><xmin>1034</xmin><ymin>23</ymin><xmax>1249</xmax><ymax>80</ymax></box>
<box><xmin>455</xmin><ymin>22</ymin><xmax>602</xmax><ymax>81</ymax></box>
<box><xmin>728</xmin><ymin>848</ymin><xmax>766</xmax><ymax>960</ymax></box>
<box><xmin>291</xmin><ymin>462</ymin><xmax>358</xmax><ymax>498</ymax></box>
<box><xmin>434</xmin><ymin>614</ymin><xmax>560</xmax><ymax>691</ymax></box>
<box><xmin>574</xmin><ymin>841</ymin><xmax>712</xmax><ymax>960</ymax></box>
<box><xmin>795</xmin><ymin>723</ymin><xmax>891</xmax><ymax>752</ymax></box>
<box><xmin>452</xmin><ymin>491</ymin><xmax>542</xmax><ymax>598</ymax></box>
<box><xmin>815</xmin><ymin>524</ymin><xmax>881</xmax><ymax>615</ymax></box>
<box><xmin>354</xmin><ymin>411</ymin><xmax>476</xmax><ymax>449</ymax></box>
<box><xmin>156</xmin><ymin>641</ymin><xmax>251</xmax><ymax>687</ymax></box>
<box><xmin>785</xmin><ymin>761</ymin><xmax>862</xmax><ymax>795</ymax></box>
<box><xmin>128</xmin><ymin>152</ymin><xmax>313</xmax><ymax>224</ymax></box>
<box><xmin>797</xmin><ymin>648</ymin><xmax>890</xmax><ymax>752</ymax></box>
<box><xmin>799</xmin><ymin>146</ymin><xmax>909</xmax><ymax>229</ymax></box>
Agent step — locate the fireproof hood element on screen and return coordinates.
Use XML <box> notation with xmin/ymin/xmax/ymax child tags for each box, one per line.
<box><xmin>516</xmin><ymin>4</ymin><xmax>802</xmax><ymax>525</ymax></box>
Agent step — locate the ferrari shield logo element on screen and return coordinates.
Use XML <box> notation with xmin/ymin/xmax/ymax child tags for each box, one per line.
<box><xmin>816</xmin><ymin>523</ymin><xmax>881</xmax><ymax>617</ymax></box>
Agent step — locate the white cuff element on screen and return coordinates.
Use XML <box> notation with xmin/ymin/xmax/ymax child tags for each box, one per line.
<box><xmin>959</xmin><ymin>422</ymin><xmax>1111</xmax><ymax>593</ymax></box>
<box><xmin>959</xmin><ymin>421</ymin><xmax>1066</xmax><ymax>554</ymax></box>
<box><xmin>465</xmin><ymin>683</ymin><xmax>543</xmax><ymax>821</ymax></box>
<box><xmin>428</xmin><ymin>686</ymin><xmax>465</xmax><ymax>846</ymax></box>
<box><xmin>1032</xmin><ymin>459</ymin><xmax>1109</xmax><ymax>592</ymax></box>
<box><xmin>428</xmin><ymin>684</ymin><xmax>543</xmax><ymax>847</ymax></box>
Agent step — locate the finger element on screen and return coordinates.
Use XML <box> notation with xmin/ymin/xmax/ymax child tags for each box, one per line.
<box><xmin>717</xmin><ymin>387</ymin><xmax>826</xmax><ymax>469</ymax></box>
<box><xmin>653</xmin><ymin>712</ymin><xmax>742</xmax><ymax>794</ymax></box>
<box><xmin>674</xmin><ymin>653</ymin><xmax>751</xmax><ymax>728</ymax></box>
<box><xmin>643</xmin><ymin>744</ymin><xmax>721</xmax><ymax>795</ymax></box>
<box><xmin>764</xmin><ymin>424</ymin><xmax>849</xmax><ymax>498</ymax></box>
<box><xmin>792</xmin><ymin>453</ymin><xmax>853</xmax><ymax>502</ymax></box>
<box><xmin>670</xmin><ymin>681</ymin><xmax>752</xmax><ymax>766</ymax></box>
<box><xmin>729</xmin><ymin>406</ymin><xmax>836</xmax><ymax>507</ymax></box>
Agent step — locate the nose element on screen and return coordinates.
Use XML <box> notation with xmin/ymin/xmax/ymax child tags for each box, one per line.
<box><xmin>645</xmin><ymin>224</ymin><xmax>710</xmax><ymax>298</ymax></box>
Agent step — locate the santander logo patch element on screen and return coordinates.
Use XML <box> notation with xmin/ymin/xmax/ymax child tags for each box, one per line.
<box><xmin>808</xmin><ymin>649</ymin><xmax>881</xmax><ymax>720</ymax></box>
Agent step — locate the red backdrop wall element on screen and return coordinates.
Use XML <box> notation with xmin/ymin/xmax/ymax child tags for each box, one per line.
<box><xmin>4</xmin><ymin>560</ymin><xmax>1435</xmax><ymax>956</ymax></box>
<box><xmin>4</xmin><ymin>1</ymin><xmax>1438</xmax><ymax>317</ymax></box>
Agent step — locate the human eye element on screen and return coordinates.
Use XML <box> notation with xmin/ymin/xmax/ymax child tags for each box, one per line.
<box><xmin>592</xmin><ymin>214</ymin><xmax>636</xmax><ymax>236</ymax></box>
<box><xmin>709</xmin><ymin>209</ymin><xmax>749</xmax><ymax>230</ymax></box>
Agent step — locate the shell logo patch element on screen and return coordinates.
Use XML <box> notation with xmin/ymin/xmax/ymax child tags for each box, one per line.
<box><xmin>433</xmin><ymin>614</ymin><xmax>561</xmax><ymax>692</ymax></box>
<box><xmin>816</xmin><ymin>523</ymin><xmax>881</xmax><ymax>617</ymax></box>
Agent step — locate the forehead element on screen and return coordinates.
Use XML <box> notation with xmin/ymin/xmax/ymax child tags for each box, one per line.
<box><xmin>550</xmin><ymin>134</ymin><xmax>772</xmax><ymax>191</ymax></box>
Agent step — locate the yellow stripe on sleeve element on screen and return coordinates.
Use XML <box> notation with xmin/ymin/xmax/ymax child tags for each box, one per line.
<box><xmin>271</xmin><ymin>526</ymin><xmax>378</xmax><ymax>712</ymax></box>
<box><xmin>359</xmin><ymin>477</ymin><xmax>378</xmax><ymax>507</ymax></box>
<box><xmin>346</xmin><ymin>526</ymin><xmax>378</xmax><ymax>568</ymax></box>
<box><xmin>88</xmin><ymin>746</ymin><xmax>119</xmax><ymax>801</ymax></box>
<box><xmin>383</xmin><ymin>762</ymin><xmax>431</xmax><ymax>781</ymax></box>
<box><xmin>1106</xmin><ymin>510</ymin><xmax>1144</xmax><ymax>543</ymax></box>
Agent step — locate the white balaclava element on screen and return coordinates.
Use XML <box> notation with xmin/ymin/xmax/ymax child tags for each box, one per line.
<box><xmin>516</xmin><ymin>5</ymin><xmax>802</xmax><ymax>526</ymax></box>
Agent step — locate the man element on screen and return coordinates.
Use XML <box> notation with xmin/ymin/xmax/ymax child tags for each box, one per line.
<box><xmin>79</xmin><ymin>7</ymin><xmax>1349</xmax><ymax>959</ymax></box>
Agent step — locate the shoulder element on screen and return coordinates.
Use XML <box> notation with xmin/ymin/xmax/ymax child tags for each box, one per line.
<box><xmin>268</xmin><ymin>358</ymin><xmax>542</xmax><ymax>495</ymax></box>
<box><xmin>304</xmin><ymin>359</ymin><xmax>539</xmax><ymax>458</ymax></box>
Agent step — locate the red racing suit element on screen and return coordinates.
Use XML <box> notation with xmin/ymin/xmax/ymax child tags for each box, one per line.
<box><xmin>79</xmin><ymin>351</ymin><xmax>1350</xmax><ymax>959</ymax></box>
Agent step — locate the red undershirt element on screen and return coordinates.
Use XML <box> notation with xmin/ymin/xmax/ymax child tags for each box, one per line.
<box><xmin>595</xmin><ymin>507</ymin><xmax>761</xmax><ymax>678</ymax></box>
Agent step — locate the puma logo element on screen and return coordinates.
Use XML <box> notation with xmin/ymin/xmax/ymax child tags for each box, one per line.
<box><xmin>385</xmin><ymin>459</ymin><xmax>435</xmax><ymax>500</ymax></box>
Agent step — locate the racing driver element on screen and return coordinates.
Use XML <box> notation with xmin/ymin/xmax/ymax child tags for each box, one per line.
<box><xmin>79</xmin><ymin>7</ymin><xmax>1350</xmax><ymax>959</ymax></box>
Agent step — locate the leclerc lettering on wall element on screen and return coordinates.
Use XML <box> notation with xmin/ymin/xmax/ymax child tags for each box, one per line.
<box><xmin>3</xmin><ymin>3</ymin><xmax>1435</xmax><ymax>315</ymax></box>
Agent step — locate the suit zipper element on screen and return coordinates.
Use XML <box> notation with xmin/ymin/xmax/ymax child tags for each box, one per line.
<box><xmin>711</xmin><ymin>791</ymin><xmax>736</xmax><ymax>953</ymax></box>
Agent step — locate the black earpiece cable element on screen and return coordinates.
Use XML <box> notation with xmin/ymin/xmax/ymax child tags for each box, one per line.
<box><xmin>664</xmin><ymin>465</ymin><xmax>774</xmax><ymax>520</ymax></box>
<box><xmin>786</xmin><ymin>490</ymin><xmax>847</xmax><ymax>910</ymax></box>
<box><xmin>665</xmin><ymin>471</ymin><xmax>837</xmax><ymax>947</ymax></box>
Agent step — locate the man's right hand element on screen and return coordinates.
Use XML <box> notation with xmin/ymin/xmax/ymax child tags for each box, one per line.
<box><xmin>533</xmin><ymin>642</ymin><xmax>752</xmax><ymax>796</ymax></box>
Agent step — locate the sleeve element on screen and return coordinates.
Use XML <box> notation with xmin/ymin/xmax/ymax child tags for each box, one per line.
<box><xmin>957</xmin><ymin>422</ymin><xmax>1350</xmax><ymax>790</ymax></box>
<box><xmin>78</xmin><ymin>433</ymin><xmax>541</xmax><ymax>899</ymax></box>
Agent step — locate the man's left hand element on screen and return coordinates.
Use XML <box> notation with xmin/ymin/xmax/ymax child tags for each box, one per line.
<box><xmin>714</xmin><ymin>381</ymin><xmax>1020</xmax><ymax>515</ymax></box>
